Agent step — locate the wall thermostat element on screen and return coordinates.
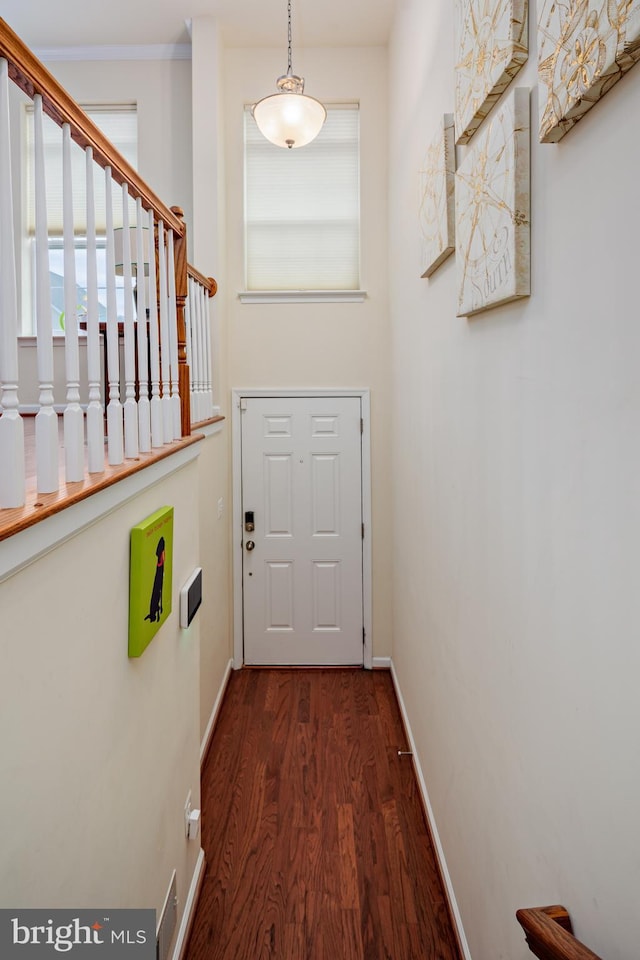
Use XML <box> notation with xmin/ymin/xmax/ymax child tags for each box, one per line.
<box><xmin>180</xmin><ymin>567</ymin><xmax>202</xmax><ymax>628</ymax></box>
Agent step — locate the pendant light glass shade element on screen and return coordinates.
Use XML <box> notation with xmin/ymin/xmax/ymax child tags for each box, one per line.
<box><xmin>251</xmin><ymin>0</ymin><xmax>326</xmax><ymax>149</ymax></box>
<box><xmin>252</xmin><ymin>82</ymin><xmax>326</xmax><ymax>149</ymax></box>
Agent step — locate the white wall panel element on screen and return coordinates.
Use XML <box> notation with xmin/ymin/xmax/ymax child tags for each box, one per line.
<box><xmin>389</xmin><ymin>3</ymin><xmax>640</xmax><ymax>959</ymax></box>
<box><xmin>312</xmin><ymin>560</ymin><xmax>341</xmax><ymax>631</ymax></box>
<box><xmin>266</xmin><ymin>561</ymin><xmax>294</xmax><ymax>631</ymax></box>
<box><xmin>311</xmin><ymin>454</ymin><xmax>340</xmax><ymax>536</ymax></box>
<box><xmin>264</xmin><ymin>454</ymin><xmax>293</xmax><ymax>537</ymax></box>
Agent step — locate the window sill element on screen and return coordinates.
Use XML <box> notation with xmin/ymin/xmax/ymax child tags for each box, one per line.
<box><xmin>238</xmin><ymin>290</ymin><xmax>367</xmax><ymax>305</ymax></box>
<box><xmin>19</xmin><ymin>333</ymin><xmax>87</xmax><ymax>342</ymax></box>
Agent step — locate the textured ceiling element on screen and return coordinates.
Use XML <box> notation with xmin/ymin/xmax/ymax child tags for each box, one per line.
<box><xmin>1</xmin><ymin>0</ymin><xmax>396</xmax><ymax>50</ymax></box>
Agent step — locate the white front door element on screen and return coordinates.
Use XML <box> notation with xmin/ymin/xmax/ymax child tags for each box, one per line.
<box><xmin>241</xmin><ymin>396</ymin><xmax>364</xmax><ymax>665</ymax></box>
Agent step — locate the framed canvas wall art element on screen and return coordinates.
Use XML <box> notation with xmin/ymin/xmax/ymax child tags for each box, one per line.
<box><xmin>538</xmin><ymin>0</ymin><xmax>640</xmax><ymax>142</ymax></box>
<box><xmin>454</xmin><ymin>0</ymin><xmax>529</xmax><ymax>144</ymax></box>
<box><xmin>455</xmin><ymin>87</ymin><xmax>530</xmax><ymax>317</ymax></box>
<box><xmin>419</xmin><ymin>114</ymin><xmax>456</xmax><ymax>278</ymax></box>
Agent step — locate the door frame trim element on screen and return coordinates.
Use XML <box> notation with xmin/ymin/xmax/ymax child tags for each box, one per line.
<box><xmin>231</xmin><ymin>388</ymin><xmax>373</xmax><ymax>670</ymax></box>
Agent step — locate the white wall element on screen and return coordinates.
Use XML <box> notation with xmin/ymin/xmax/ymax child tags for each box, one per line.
<box><xmin>222</xmin><ymin>45</ymin><xmax>393</xmax><ymax>656</ymax></box>
<box><xmin>191</xmin><ymin>19</ymin><xmax>233</xmax><ymax>735</ymax></box>
<box><xmin>389</xmin><ymin>3</ymin><xmax>640</xmax><ymax>959</ymax></box>
<box><xmin>197</xmin><ymin>426</ymin><xmax>233</xmax><ymax>742</ymax></box>
<box><xmin>0</xmin><ymin>463</ymin><xmax>202</xmax><ymax>923</ymax></box>
<box><xmin>1</xmin><ymin>47</ymin><xmax>233</xmax><ymax>942</ymax></box>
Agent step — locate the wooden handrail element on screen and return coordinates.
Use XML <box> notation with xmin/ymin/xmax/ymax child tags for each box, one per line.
<box><xmin>187</xmin><ymin>263</ymin><xmax>218</xmax><ymax>298</ymax></box>
<box><xmin>516</xmin><ymin>906</ymin><xmax>604</xmax><ymax>960</ymax></box>
<box><xmin>0</xmin><ymin>17</ymin><xmax>183</xmax><ymax>236</ymax></box>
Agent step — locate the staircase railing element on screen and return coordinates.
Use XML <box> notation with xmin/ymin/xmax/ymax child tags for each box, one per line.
<box><xmin>0</xmin><ymin>17</ymin><xmax>217</xmax><ymax>527</ymax></box>
<box><xmin>186</xmin><ymin>265</ymin><xmax>218</xmax><ymax>426</ymax></box>
<box><xmin>516</xmin><ymin>905</ymin><xmax>604</xmax><ymax>960</ymax></box>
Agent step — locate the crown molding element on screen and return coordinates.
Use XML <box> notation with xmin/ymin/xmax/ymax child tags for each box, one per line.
<box><xmin>34</xmin><ymin>44</ymin><xmax>192</xmax><ymax>62</ymax></box>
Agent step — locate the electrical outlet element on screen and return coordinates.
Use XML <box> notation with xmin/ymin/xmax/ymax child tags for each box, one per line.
<box><xmin>184</xmin><ymin>790</ymin><xmax>192</xmax><ymax>838</ymax></box>
<box><xmin>217</xmin><ymin>497</ymin><xmax>224</xmax><ymax>519</ymax></box>
<box><xmin>187</xmin><ymin>807</ymin><xmax>201</xmax><ymax>840</ymax></box>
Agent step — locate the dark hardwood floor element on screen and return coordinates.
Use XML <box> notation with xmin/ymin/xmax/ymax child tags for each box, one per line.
<box><xmin>185</xmin><ymin>668</ymin><xmax>461</xmax><ymax>960</ymax></box>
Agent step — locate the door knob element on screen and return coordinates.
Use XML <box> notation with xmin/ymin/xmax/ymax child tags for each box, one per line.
<box><xmin>245</xmin><ymin>540</ymin><xmax>255</xmax><ymax>551</ymax></box>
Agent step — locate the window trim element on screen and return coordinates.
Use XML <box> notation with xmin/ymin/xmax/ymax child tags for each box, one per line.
<box><xmin>238</xmin><ymin>289</ymin><xmax>366</xmax><ymax>304</ymax></box>
<box><xmin>243</xmin><ymin>102</ymin><xmax>362</xmax><ymax>296</ymax></box>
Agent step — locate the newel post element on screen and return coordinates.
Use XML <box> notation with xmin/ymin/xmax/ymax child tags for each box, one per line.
<box><xmin>170</xmin><ymin>206</ymin><xmax>191</xmax><ymax>437</ymax></box>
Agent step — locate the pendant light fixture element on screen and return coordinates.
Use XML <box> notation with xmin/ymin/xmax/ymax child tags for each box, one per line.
<box><xmin>252</xmin><ymin>0</ymin><xmax>327</xmax><ymax>149</ymax></box>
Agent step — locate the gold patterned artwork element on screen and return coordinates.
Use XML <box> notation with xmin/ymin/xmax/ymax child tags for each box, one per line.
<box><xmin>454</xmin><ymin>0</ymin><xmax>529</xmax><ymax>144</ymax></box>
<box><xmin>539</xmin><ymin>0</ymin><xmax>640</xmax><ymax>142</ymax></box>
<box><xmin>455</xmin><ymin>87</ymin><xmax>530</xmax><ymax>317</ymax></box>
<box><xmin>419</xmin><ymin>115</ymin><xmax>456</xmax><ymax>278</ymax></box>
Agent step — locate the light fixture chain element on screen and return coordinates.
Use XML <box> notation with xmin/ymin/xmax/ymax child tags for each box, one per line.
<box><xmin>252</xmin><ymin>0</ymin><xmax>325</xmax><ymax>149</ymax></box>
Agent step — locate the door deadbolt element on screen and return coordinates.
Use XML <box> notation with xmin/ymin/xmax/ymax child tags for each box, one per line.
<box><xmin>244</xmin><ymin>510</ymin><xmax>255</xmax><ymax>532</ymax></box>
<box><xmin>245</xmin><ymin>540</ymin><xmax>255</xmax><ymax>551</ymax></box>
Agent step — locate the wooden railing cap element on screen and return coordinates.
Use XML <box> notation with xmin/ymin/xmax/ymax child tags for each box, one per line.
<box><xmin>516</xmin><ymin>905</ymin><xmax>604</xmax><ymax>960</ymax></box>
<box><xmin>187</xmin><ymin>263</ymin><xmax>218</xmax><ymax>298</ymax></box>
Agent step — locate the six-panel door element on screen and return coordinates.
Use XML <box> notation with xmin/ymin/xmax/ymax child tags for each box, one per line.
<box><xmin>241</xmin><ymin>396</ymin><xmax>364</xmax><ymax>665</ymax></box>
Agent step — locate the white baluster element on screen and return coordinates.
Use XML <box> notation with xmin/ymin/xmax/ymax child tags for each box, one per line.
<box><xmin>135</xmin><ymin>200</ymin><xmax>151</xmax><ymax>453</ymax></box>
<box><xmin>61</xmin><ymin>123</ymin><xmax>84</xmax><ymax>483</ymax></box>
<box><xmin>184</xmin><ymin>277</ymin><xmax>196</xmax><ymax>423</ymax></box>
<box><xmin>202</xmin><ymin>282</ymin><xmax>214</xmax><ymax>419</ymax></box>
<box><xmin>0</xmin><ymin>59</ymin><xmax>24</xmax><ymax>508</ymax></box>
<box><xmin>85</xmin><ymin>146</ymin><xmax>104</xmax><ymax>474</ymax></box>
<box><xmin>120</xmin><ymin>185</ymin><xmax>138</xmax><ymax>459</ymax></box>
<box><xmin>147</xmin><ymin>209</ymin><xmax>163</xmax><ymax>448</ymax></box>
<box><xmin>33</xmin><ymin>95</ymin><xmax>59</xmax><ymax>493</ymax></box>
<box><xmin>166</xmin><ymin>229</ymin><xmax>181</xmax><ymax>439</ymax></box>
<box><xmin>104</xmin><ymin>168</ymin><xmax>123</xmax><ymax>465</ymax></box>
<box><xmin>157</xmin><ymin>220</ymin><xmax>173</xmax><ymax>443</ymax></box>
<box><xmin>210</xmin><ymin>278</ymin><xmax>220</xmax><ymax>416</ymax></box>
<box><xmin>194</xmin><ymin>280</ymin><xmax>205</xmax><ymax>422</ymax></box>
<box><xmin>189</xmin><ymin>277</ymin><xmax>202</xmax><ymax>423</ymax></box>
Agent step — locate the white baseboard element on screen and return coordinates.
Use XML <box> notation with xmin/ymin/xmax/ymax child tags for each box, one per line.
<box><xmin>390</xmin><ymin>660</ymin><xmax>473</xmax><ymax>960</ymax></box>
<box><xmin>200</xmin><ymin>658</ymin><xmax>233</xmax><ymax>766</ymax></box>
<box><xmin>372</xmin><ymin>656</ymin><xmax>391</xmax><ymax>669</ymax></box>
<box><xmin>171</xmin><ymin>847</ymin><xmax>206</xmax><ymax>960</ymax></box>
<box><xmin>172</xmin><ymin>660</ymin><xmax>232</xmax><ymax>960</ymax></box>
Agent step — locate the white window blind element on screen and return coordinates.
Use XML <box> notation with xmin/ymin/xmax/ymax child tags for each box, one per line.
<box><xmin>244</xmin><ymin>104</ymin><xmax>360</xmax><ymax>291</ymax></box>
<box><xmin>25</xmin><ymin>103</ymin><xmax>138</xmax><ymax>235</ymax></box>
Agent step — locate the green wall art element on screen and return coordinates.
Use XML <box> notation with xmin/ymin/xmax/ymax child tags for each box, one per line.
<box><xmin>128</xmin><ymin>506</ymin><xmax>174</xmax><ymax>657</ymax></box>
